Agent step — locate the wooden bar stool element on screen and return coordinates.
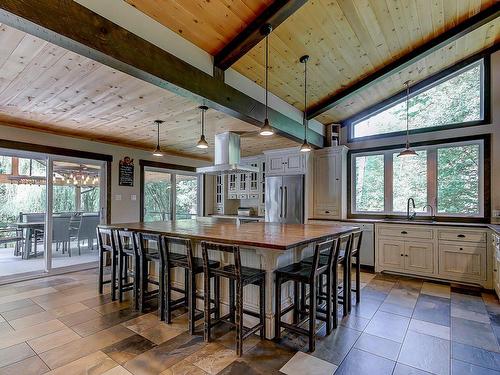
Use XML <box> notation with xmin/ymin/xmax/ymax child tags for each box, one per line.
<box><xmin>116</xmin><ymin>229</ymin><xmax>141</xmax><ymax>309</ymax></box>
<box><xmin>349</xmin><ymin>230</ymin><xmax>363</xmax><ymax>311</ymax></box>
<box><xmin>275</xmin><ymin>239</ymin><xmax>336</xmax><ymax>352</ymax></box>
<box><xmin>201</xmin><ymin>241</ymin><xmax>266</xmax><ymax>356</ymax></box>
<box><xmin>136</xmin><ymin>232</ymin><xmax>163</xmax><ymax>313</ymax></box>
<box><xmin>162</xmin><ymin>236</ymin><xmax>220</xmax><ymax>334</ymax></box>
<box><xmin>96</xmin><ymin>227</ymin><xmax>117</xmax><ymax>300</ymax></box>
<box><xmin>336</xmin><ymin>233</ymin><xmax>353</xmax><ymax>317</ymax></box>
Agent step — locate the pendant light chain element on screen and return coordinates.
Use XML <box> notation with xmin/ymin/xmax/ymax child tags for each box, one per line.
<box><xmin>157</xmin><ymin>120</ymin><xmax>160</xmax><ymax>148</ymax></box>
<box><xmin>265</xmin><ymin>33</ymin><xmax>269</xmax><ymax>121</ymax></box>
<box><xmin>304</xmin><ymin>57</ymin><xmax>307</xmax><ymax>140</ymax></box>
<box><xmin>405</xmin><ymin>81</ymin><xmax>410</xmax><ymax>149</ymax></box>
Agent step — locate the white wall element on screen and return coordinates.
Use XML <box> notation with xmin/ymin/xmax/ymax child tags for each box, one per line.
<box><xmin>0</xmin><ymin>124</ymin><xmax>208</xmax><ymax>223</ymax></box>
<box><xmin>341</xmin><ymin>50</ymin><xmax>500</xmax><ymax>217</ymax></box>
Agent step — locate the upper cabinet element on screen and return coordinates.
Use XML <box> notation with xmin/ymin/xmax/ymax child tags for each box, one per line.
<box><xmin>264</xmin><ymin>148</ymin><xmax>307</xmax><ymax>176</ymax></box>
<box><xmin>312</xmin><ymin>146</ymin><xmax>348</xmax><ymax>220</ymax></box>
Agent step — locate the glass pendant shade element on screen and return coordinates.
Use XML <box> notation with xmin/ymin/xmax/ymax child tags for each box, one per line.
<box><xmin>260</xmin><ymin>118</ymin><xmax>274</xmax><ymax>136</ymax></box>
<box><xmin>196</xmin><ymin>134</ymin><xmax>209</xmax><ymax>149</ymax></box>
<box><xmin>152</xmin><ymin>145</ymin><xmax>163</xmax><ymax>157</ymax></box>
<box><xmin>300</xmin><ymin>139</ymin><xmax>312</xmax><ymax>152</ymax></box>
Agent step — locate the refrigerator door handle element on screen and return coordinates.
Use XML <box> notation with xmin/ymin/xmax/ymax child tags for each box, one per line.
<box><xmin>284</xmin><ymin>186</ymin><xmax>288</xmax><ymax>218</ymax></box>
<box><xmin>279</xmin><ymin>186</ymin><xmax>283</xmax><ymax>218</ymax></box>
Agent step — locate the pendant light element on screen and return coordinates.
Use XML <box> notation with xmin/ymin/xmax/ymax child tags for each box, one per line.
<box><xmin>196</xmin><ymin>105</ymin><xmax>209</xmax><ymax>149</ymax></box>
<box><xmin>259</xmin><ymin>24</ymin><xmax>274</xmax><ymax>136</ymax></box>
<box><xmin>152</xmin><ymin>120</ymin><xmax>164</xmax><ymax>157</ymax></box>
<box><xmin>397</xmin><ymin>80</ymin><xmax>417</xmax><ymax>157</ymax></box>
<box><xmin>299</xmin><ymin>55</ymin><xmax>312</xmax><ymax>153</ymax></box>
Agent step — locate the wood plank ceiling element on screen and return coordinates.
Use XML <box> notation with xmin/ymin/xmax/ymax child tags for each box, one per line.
<box><xmin>125</xmin><ymin>0</ymin><xmax>499</xmax><ymax>124</ymax></box>
<box><xmin>0</xmin><ymin>23</ymin><xmax>298</xmax><ymax>161</ymax></box>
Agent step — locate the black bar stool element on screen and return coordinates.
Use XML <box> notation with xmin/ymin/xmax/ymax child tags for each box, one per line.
<box><xmin>136</xmin><ymin>232</ymin><xmax>163</xmax><ymax>313</ymax></box>
<box><xmin>275</xmin><ymin>239</ymin><xmax>337</xmax><ymax>352</ymax></box>
<box><xmin>162</xmin><ymin>236</ymin><xmax>220</xmax><ymax>334</ymax></box>
<box><xmin>116</xmin><ymin>229</ymin><xmax>141</xmax><ymax>309</ymax></box>
<box><xmin>348</xmin><ymin>230</ymin><xmax>363</xmax><ymax>311</ymax></box>
<box><xmin>201</xmin><ymin>241</ymin><xmax>266</xmax><ymax>356</ymax></box>
<box><xmin>336</xmin><ymin>233</ymin><xmax>353</xmax><ymax>317</ymax></box>
<box><xmin>96</xmin><ymin>227</ymin><xmax>117</xmax><ymax>300</ymax></box>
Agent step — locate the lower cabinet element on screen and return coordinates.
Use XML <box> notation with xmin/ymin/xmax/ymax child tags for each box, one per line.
<box><xmin>438</xmin><ymin>243</ymin><xmax>486</xmax><ymax>282</ymax></box>
<box><xmin>376</xmin><ymin>224</ymin><xmax>489</xmax><ymax>287</ymax></box>
<box><xmin>378</xmin><ymin>239</ymin><xmax>434</xmax><ymax>275</ymax></box>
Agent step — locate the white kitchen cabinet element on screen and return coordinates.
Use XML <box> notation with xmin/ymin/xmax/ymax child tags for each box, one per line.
<box><xmin>264</xmin><ymin>148</ymin><xmax>307</xmax><ymax>176</ymax></box>
<box><xmin>378</xmin><ymin>239</ymin><xmax>405</xmax><ymax>270</ymax></box>
<box><xmin>312</xmin><ymin>146</ymin><xmax>347</xmax><ymax>219</ymax></box>
<box><xmin>405</xmin><ymin>242</ymin><xmax>434</xmax><ymax>275</ymax></box>
<box><xmin>212</xmin><ymin>175</ymin><xmax>239</xmax><ymax>215</ymax></box>
<box><xmin>375</xmin><ymin>223</ymin><xmax>490</xmax><ymax>287</ymax></box>
<box><xmin>494</xmin><ymin>233</ymin><xmax>500</xmax><ymax>298</ymax></box>
<box><xmin>439</xmin><ymin>243</ymin><xmax>486</xmax><ymax>282</ymax></box>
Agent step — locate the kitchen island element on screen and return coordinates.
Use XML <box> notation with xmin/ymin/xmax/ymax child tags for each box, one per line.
<box><xmin>102</xmin><ymin>218</ymin><xmax>359</xmax><ymax>338</ymax></box>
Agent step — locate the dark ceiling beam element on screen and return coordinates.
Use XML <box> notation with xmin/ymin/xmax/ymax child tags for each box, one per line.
<box><xmin>307</xmin><ymin>3</ymin><xmax>500</xmax><ymax>120</ymax></box>
<box><xmin>214</xmin><ymin>0</ymin><xmax>308</xmax><ymax>71</ymax></box>
<box><xmin>0</xmin><ymin>0</ymin><xmax>323</xmax><ymax>147</ymax></box>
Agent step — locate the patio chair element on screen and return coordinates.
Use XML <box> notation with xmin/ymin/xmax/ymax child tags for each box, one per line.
<box><xmin>78</xmin><ymin>213</ymin><xmax>100</xmax><ymax>251</ymax></box>
<box><xmin>34</xmin><ymin>215</ymin><xmax>71</xmax><ymax>256</ymax></box>
<box><xmin>68</xmin><ymin>213</ymin><xmax>83</xmax><ymax>255</ymax></box>
<box><xmin>0</xmin><ymin>227</ymin><xmax>24</xmax><ymax>256</ymax></box>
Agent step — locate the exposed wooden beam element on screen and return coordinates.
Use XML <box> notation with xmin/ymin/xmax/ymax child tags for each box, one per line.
<box><xmin>307</xmin><ymin>4</ymin><xmax>500</xmax><ymax>120</ymax></box>
<box><xmin>0</xmin><ymin>0</ymin><xmax>323</xmax><ymax>148</ymax></box>
<box><xmin>214</xmin><ymin>0</ymin><xmax>308</xmax><ymax>70</ymax></box>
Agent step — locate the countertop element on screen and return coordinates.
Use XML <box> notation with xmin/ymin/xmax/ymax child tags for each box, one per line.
<box><xmin>100</xmin><ymin>218</ymin><xmax>359</xmax><ymax>250</ymax></box>
<box><xmin>489</xmin><ymin>224</ymin><xmax>500</xmax><ymax>235</ymax></box>
<box><xmin>309</xmin><ymin>217</ymin><xmax>492</xmax><ymax>228</ymax></box>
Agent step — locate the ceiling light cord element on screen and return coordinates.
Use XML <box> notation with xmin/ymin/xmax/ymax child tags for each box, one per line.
<box><xmin>405</xmin><ymin>81</ymin><xmax>410</xmax><ymax>149</ymax></box>
<box><xmin>265</xmin><ymin>33</ymin><xmax>269</xmax><ymax>121</ymax></box>
<box><xmin>303</xmin><ymin>57</ymin><xmax>307</xmax><ymax>140</ymax></box>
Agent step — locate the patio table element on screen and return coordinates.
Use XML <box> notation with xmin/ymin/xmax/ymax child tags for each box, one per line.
<box><xmin>15</xmin><ymin>222</ymin><xmax>45</xmax><ymax>259</ymax></box>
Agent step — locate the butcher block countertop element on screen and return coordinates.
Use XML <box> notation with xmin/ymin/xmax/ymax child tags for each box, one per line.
<box><xmin>100</xmin><ymin>218</ymin><xmax>359</xmax><ymax>250</ymax></box>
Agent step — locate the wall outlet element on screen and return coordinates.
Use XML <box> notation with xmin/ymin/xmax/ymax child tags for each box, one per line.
<box><xmin>131</xmin><ymin>194</ymin><xmax>137</xmax><ymax>201</ymax></box>
<box><xmin>493</xmin><ymin>210</ymin><xmax>500</xmax><ymax>218</ymax></box>
<box><xmin>115</xmin><ymin>194</ymin><xmax>122</xmax><ymax>201</ymax></box>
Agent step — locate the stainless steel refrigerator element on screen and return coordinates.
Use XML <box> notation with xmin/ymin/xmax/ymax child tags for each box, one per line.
<box><xmin>265</xmin><ymin>175</ymin><xmax>304</xmax><ymax>223</ymax></box>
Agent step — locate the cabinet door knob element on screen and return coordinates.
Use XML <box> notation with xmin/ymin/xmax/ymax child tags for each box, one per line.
<box><xmin>400</xmin><ymin>254</ymin><xmax>404</xmax><ymax>256</ymax></box>
<box><xmin>457</xmin><ymin>234</ymin><xmax>466</xmax><ymax>238</ymax></box>
<box><xmin>401</xmin><ymin>231</ymin><xmax>408</xmax><ymax>234</ymax></box>
<box><xmin>459</xmin><ymin>248</ymin><xmax>463</xmax><ymax>250</ymax></box>
<box><xmin>405</xmin><ymin>254</ymin><xmax>408</xmax><ymax>257</ymax></box>
<box><xmin>325</xmin><ymin>210</ymin><xmax>330</xmax><ymax>214</ymax></box>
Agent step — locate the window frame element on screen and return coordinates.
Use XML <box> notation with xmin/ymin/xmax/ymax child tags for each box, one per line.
<box><xmin>345</xmin><ymin>53</ymin><xmax>491</xmax><ymax>143</ymax></box>
<box><xmin>139</xmin><ymin>160</ymin><xmax>201</xmax><ymax>222</ymax></box>
<box><xmin>348</xmin><ymin>135</ymin><xmax>490</xmax><ymax>222</ymax></box>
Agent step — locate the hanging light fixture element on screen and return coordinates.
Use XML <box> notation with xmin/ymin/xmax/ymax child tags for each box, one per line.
<box><xmin>259</xmin><ymin>24</ymin><xmax>275</xmax><ymax>136</ymax></box>
<box><xmin>398</xmin><ymin>80</ymin><xmax>417</xmax><ymax>157</ymax></box>
<box><xmin>196</xmin><ymin>105</ymin><xmax>209</xmax><ymax>149</ymax></box>
<box><xmin>299</xmin><ymin>55</ymin><xmax>312</xmax><ymax>153</ymax></box>
<box><xmin>152</xmin><ymin>120</ymin><xmax>164</xmax><ymax>157</ymax></box>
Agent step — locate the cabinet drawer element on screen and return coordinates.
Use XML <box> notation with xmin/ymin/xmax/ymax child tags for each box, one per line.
<box><xmin>378</xmin><ymin>226</ymin><xmax>433</xmax><ymax>240</ymax></box>
<box><xmin>438</xmin><ymin>244</ymin><xmax>486</xmax><ymax>281</ymax></box>
<box><xmin>248</xmin><ymin>193</ymin><xmax>259</xmax><ymax>199</ymax></box>
<box><xmin>438</xmin><ymin>230</ymin><xmax>486</xmax><ymax>243</ymax></box>
<box><xmin>228</xmin><ymin>193</ymin><xmax>238</xmax><ymax>200</ymax></box>
<box><xmin>238</xmin><ymin>194</ymin><xmax>248</xmax><ymax>199</ymax></box>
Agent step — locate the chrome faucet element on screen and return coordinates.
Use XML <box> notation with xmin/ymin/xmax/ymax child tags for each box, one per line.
<box><xmin>407</xmin><ymin>198</ymin><xmax>416</xmax><ymax>220</ymax></box>
<box><xmin>422</xmin><ymin>204</ymin><xmax>435</xmax><ymax>220</ymax></box>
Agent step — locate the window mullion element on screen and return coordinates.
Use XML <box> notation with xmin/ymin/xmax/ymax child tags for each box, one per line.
<box><xmin>384</xmin><ymin>151</ymin><xmax>393</xmax><ymax>214</ymax></box>
<box><xmin>427</xmin><ymin>148</ymin><xmax>437</xmax><ymax>214</ymax></box>
<box><xmin>170</xmin><ymin>174</ymin><xmax>176</xmax><ymax>221</ymax></box>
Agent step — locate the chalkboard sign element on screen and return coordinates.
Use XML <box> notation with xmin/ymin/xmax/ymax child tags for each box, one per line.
<box><xmin>119</xmin><ymin>156</ymin><xmax>134</xmax><ymax>186</ymax></box>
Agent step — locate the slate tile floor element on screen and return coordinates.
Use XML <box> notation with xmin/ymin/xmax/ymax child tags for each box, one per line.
<box><xmin>0</xmin><ymin>270</ymin><xmax>499</xmax><ymax>374</ymax></box>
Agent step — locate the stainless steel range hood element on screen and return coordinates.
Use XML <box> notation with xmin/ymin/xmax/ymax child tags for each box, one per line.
<box><xmin>196</xmin><ymin>132</ymin><xmax>259</xmax><ymax>175</ymax></box>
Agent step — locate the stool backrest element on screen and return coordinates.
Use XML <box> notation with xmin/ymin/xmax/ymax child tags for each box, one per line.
<box><xmin>136</xmin><ymin>232</ymin><xmax>163</xmax><ymax>260</ymax></box>
<box><xmin>201</xmin><ymin>241</ymin><xmax>240</xmax><ymax>277</ymax></box>
<box><xmin>96</xmin><ymin>227</ymin><xmax>115</xmax><ymax>253</ymax></box>
<box><xmin>116</xmin><ymin>229</ymin><xmax>139</xmax><ymax>257</ymax></box>
<box><xmin>350</xmin><ymin>230</ymin><xmax>363</xmax><ymax>254</ymax></box>
<box><xmin>311</xmin><ymin>238</ymin><xmax>339</xmax><ymax>280</ymax></box>
<box><xmin>338</xmin><ymin>232</ymin><xmax>352</xmax><ymax>261</ymax></box>
<box><xmin>162</xmin><ymin>236</ymin><xmax>194</xmax><ymax>268</ymax></box>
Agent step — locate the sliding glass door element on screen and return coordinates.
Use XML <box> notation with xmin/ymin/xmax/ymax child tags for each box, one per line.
<box><xmin>143</xmin><ymin>167</ymin><xmax>200</xmax><ymax>222</ymax></box>
<box><xmin>0</xmin><ymin>149</ymin><xmax>107</xmax><ymax>282</ymax></box>
<box><xmin>49</xmin><ymin>157</ymin><xmax>105</xmax><ymax>271</ymax></box>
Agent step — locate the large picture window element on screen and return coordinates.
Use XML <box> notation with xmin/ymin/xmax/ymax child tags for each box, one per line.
<box><xmin>350</xmin><ymin>60</ymin><xmax>485</xmax><ymax>140</ymax></box>
<box><xmin>351</xmin><ymin>139</ymin><xmax>484</xmax><ymax>218</ymax></box>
